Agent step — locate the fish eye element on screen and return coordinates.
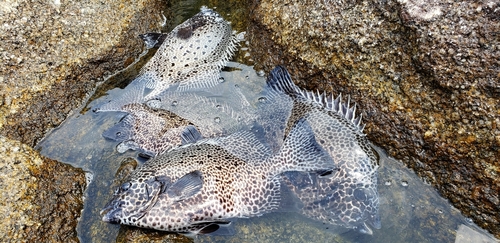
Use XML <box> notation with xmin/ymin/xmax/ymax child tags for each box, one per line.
<box><xmin>120</xmin><ymin>182</ymin><xmax>131</xmax><ymax>191</ymax></box>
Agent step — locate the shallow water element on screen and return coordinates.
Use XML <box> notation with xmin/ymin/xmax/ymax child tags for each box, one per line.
<box><xmin>37</xmin><ymin>1</ymin><xmax>498</xmax><ymax>243</ymax></box>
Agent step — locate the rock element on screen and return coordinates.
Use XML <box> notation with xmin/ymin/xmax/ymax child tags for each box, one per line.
<box><xmin>0</xmin><ymin>0</ymin><xmax>165</xmax><ymax>147</ymax></box>
<box><xmin>0</xmin><ymin>136</ymin><xmax>85</xmax><ymax>242</ymax></box>
<box><xmin>116</xmin><ymin>226</ymin><xmax>193</xmax><ymax>243</ymax></box>
<box><xmin>248</xmin><ymin>0</ymin><xmax>499</xmax><ymax>238</ymax></box>
<box><xmin>0</xmin><ymin>0</ymin><xmax>165</xmax><ymax>241</ymax></box>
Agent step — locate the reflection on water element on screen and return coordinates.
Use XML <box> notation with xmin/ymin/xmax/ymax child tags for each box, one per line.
<box><xmin>36</xmin><ymin>1</ymin><xmax>498</xmax><ymax>243</ymax></box>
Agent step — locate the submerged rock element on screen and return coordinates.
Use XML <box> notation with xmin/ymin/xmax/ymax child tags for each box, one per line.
<box><xmin>249</xmin><ymin>0</ymin><xmax>499</xmax><ymax>238</ymax></box>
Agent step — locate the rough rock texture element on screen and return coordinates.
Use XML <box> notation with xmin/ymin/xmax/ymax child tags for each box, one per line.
<box><xmin>25</xmin><ymin>154</ymin><xmax>87</xmax><ymax>242</ymax></box>
<box><xmin>248</xmin><ymin>0</ymin><xmax>500</xmax><ymax>238</ymax></box>
<box><xmin>116</xmin><ymin>226</ymin><xmax>193</xmax><ymax>243</ymax></box>
<box><xmin>0</xmin><ymin>136</ymin><xmax>86</xmax><ymax>242</ymax></box>
<box><xmin>0</xmin><ymin>0</ymin><xmax>164</xmax><ymax>146</ymax></box>
<box><xmin>0</xmin><ymin>0</ymin><xmax>164</xmax><ymax>241</ymax></box>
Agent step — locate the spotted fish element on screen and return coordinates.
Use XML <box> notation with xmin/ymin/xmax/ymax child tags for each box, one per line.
<box><xmin>96</xmin><ymin>66</ymin><xmax>294</xmax><ymax>157</ymax></box>
<box><xmin>101</xmin><ymin>119</ymin><xmax>336</xmax><ymax>235</ymax></box>
<box><xmin>145</xmin><ymin>79</ymin><xmax>294</xmax><ymax>153</ymax></box>
<box><xmin>139</xmin><ymin>7</ymin><xmax>239</xmax><ymax>100</ymax></box>
<box><xmin>96</xmin><ymin>78</ymin><xmax>263</xmax><ymax>157</ymax></box>
<box><xmin>266</xmin><ymin>66</ymin><xmax>381</xmax><ymax>234</ymax></box>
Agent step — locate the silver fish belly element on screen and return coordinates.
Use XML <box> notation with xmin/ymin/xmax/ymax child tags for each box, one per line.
<box><xmin>101</xmin><ymin>119</ymin><xmax>336</xmax><ymax>235</ymax></box>
<box><xmin>266</xmin><ymin>66</ymin><xmax>381</xmax><ymax>234</ymax></box>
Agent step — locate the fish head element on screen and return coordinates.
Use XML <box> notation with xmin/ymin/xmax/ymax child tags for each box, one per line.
<box><xmin>101</xmin><ymin>170</ymin><xmax>171</xmax><ymax>225</ymax></box>
<box><xmin>331</xmin><ymin>170</ymin><xmax>380</xmax><ymax>235</ymax></box>
<box><xmin>341</xmin><ymin>185</ymin><xmax>381</xmax><ymax>235</ymax></box>
<box><xmin>101</xmin><ymin>169</ymin><xmax>205</xmax><ymax>230</ymax></box>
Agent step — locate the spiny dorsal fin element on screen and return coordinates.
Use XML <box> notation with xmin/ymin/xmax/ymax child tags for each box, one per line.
<box><xmin>266</xmin><ymin>66</ymin><xmax>366</xmax><ymax>132</ymax></box>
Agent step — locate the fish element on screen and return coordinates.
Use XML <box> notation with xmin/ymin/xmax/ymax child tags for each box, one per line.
<box><xmin>146</xmin><ymin>78</ymin><xmax>295</xmax><ymax>153</ymax></box>
<box><xmin>101</xmin><ymin>119</ymin><xmax>336</xmax><ymax>235</ymax></box>
<box><xmin>96</xmin><ymin>78</ymin><xmax>263</xmax><ymax>157</ymax></box>
<box><xmin>266</xmin><ymin>66</ymin><xmax>381</xmax><ymax>234</ymax></box>
<box><xmin>139</xmin><ymin>7</ymin><xmax>239</xmax><ymax>100</ymax></box>
<box><xmin>96</xmin><ymin>80</ymin><xmax>192</xmax><ymax>157</ymax></box>
<box><xmin>96</xmin><ymin>65</ymin><xmax>294</xmax><ymax>157</ymax></box>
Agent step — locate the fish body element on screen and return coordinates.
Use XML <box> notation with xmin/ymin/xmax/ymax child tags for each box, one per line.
<box><xmin>101</xmin><ymin>120</ymin><xmax>335</xmax><ymax>235</ymax></box>
<box><xmin>267</xmin><ymin>66</ymin><xmax>380</xmax><ymax>234</ymax></box>
<box><xmin>140</xmin><ymin>7</ymin><xmax>239</xmax><ymax>100</ymax></box>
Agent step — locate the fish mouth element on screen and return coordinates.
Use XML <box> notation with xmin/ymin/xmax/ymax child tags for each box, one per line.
<box><xmin>101</xmin><ymin>207</ymin><xmax>122</xmax><ymax>224</ymax></box>
<box><xmin>100</xmin><ymin>200</ymin><xmax>123</xmax><ymax>224</ymax></box>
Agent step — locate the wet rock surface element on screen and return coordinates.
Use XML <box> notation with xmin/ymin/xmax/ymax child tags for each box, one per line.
<box><xmin>249</xmin><ymin>0</ymin><xmax>499</xmax><ymax>238</ymax></box>
<box><xmin>0</xmin><ymin>0</ymin><xmax>165</xmax><ymax>241</ymax></box>
<box><xmin>25</xmin><ymin>155</ymin><xmax>87</xmax><ymax>242</ymax></box>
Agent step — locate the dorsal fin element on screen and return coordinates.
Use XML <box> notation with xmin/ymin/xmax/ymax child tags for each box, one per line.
<box><xmin>94</xmin><ymin>74</ymin><xmax>150</xmax><ymax>112</ymax></box>
<box><xmin>266</xmin><ymin>65</ymin><xmax>304</xmax><ymax>98</ymax></box>
<box><xmin>266</xmin><ymin>66</ymin><xmax>366</xmax><ymax>132</ymax></box>
<box><xmin>181</xmin><ymin>125</ymin><xmax>204</xmax><ymax>145</ymax></box>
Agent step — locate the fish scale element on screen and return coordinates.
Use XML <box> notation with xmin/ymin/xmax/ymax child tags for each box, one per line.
<box><xmin>266</xmin><ymin>66</ymin><xmax>381</xmax><ymax>234</ymax></box>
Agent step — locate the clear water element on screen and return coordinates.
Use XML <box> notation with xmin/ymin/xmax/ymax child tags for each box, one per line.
<box><xmin>36</xmin><ymin>1</ymin><xmax>498</xmax><ymax>243</ymax></box>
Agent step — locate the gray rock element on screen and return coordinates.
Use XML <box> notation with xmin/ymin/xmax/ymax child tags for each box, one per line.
<box><xmin>248</xmin><ymin>0</ymin><xmax>500</xmax><ymax>238</ymax></box>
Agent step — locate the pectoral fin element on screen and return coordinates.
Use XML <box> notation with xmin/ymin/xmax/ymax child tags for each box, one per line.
<box><xmin>166</xmin><ymin>170</ymin><xmax>203</xmax><ymax>201</ymax></box>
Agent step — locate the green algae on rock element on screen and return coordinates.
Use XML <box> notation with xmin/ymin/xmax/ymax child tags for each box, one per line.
<box><xmin>248</xmin><ymin>0</ymin><xmax>500</xmax><ymax>238</ymax></box>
